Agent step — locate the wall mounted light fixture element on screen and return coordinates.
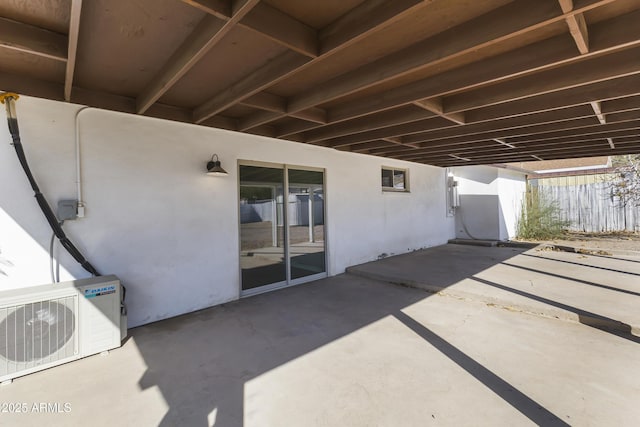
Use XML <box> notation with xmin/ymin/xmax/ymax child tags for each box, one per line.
<box><xmin>206</xmin><ymin>154</ymin><xmax>228</xmax><ymax>176</ymax></box>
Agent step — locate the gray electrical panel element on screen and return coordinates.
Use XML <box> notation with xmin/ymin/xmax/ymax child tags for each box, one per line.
<box><xmin>57</xmin><ymin>200</ymin><xmax>78</xmax><ymax>221</ymax></box>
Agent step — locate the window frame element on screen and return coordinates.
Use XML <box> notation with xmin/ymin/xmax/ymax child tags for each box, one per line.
<box><xmin>381</xmin><ymin>166</ymin><xmax>410</xmax><ymax>192</ymax></box>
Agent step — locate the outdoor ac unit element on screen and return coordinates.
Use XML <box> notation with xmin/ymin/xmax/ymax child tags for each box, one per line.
<box><xmin>0</xmin><ymin>275</ymin><xmax>126</xmax><ymax>383</ymax></box>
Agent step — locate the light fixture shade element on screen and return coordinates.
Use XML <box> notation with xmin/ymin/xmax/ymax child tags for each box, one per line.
<box><xmin>206</xmin><ymin>154</ymin><xmax>228</xmax><ymax>176</ymax></box>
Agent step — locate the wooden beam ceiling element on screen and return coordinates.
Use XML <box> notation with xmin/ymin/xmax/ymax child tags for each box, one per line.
<box><xmin>0</xmin><ymin>0</ymin><xmax>638</xmax><ymax>167</ymax></box>
<box><xmin>559</xmin><ymin>0</ymin><xmax>590</xmax><ymax>54</ymax></box>
<box><xmin>0</xmin><ymin>17</ymin><xmax>67</xmax><ymax>61</ymax></box>
<box><xmin>192</xmin><ymin>0</ymin><xmax>429</xmax><ymax>123</ymax></box>
<box><xmin>136</xmin><ymin>0</ymin><xmax>260</xmax><ymax>114</ymax></box>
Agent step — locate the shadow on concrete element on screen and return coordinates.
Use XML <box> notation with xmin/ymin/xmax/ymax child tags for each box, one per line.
<box><xmin>135</xmin><ymin>276</ymin><xmax>428</xmax><ymax>425</ymax></box>
<box><xmin>471</xmin><ymin>276</ymin><xmax>640</xmax><ymax>344</ymax></box>
<box><xmin>502</xmin><ymin>261</ymin><xmax>640</xmax><ymax>297</ymax></box>
<box><xmin>393</xmin><ymin>311</ymin><xmax>570</xmax><ymax>426</ymax></box>
<box><xmin>131</xmin><ymin>246</ymin><xmax>563</xmax><ymax>426</ymax></box>
<box><xmin>582</xmin><ymin>252</ymin><xmax>640</xmax><ymax>264</ymax></box>
<box><xmin>522</xmin><ymin>253</ymin><xmax>640</xmax><ymax>277</ymax></box>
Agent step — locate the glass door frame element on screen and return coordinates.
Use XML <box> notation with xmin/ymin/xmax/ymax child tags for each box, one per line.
<box><xmin>238</xmin><ymin>160</ymin><xmax>328</xmax><ymax>297</ymax></box>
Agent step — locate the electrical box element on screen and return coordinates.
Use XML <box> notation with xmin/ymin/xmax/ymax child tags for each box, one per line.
<box><xmin>57</xmin><ymin>200</ymin><xmax>78</xmax><ymax>221</ymax></box>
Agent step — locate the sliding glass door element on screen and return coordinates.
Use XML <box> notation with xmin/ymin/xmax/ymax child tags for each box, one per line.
<box><xmin>239</xmin><ymin>163</ymin><xmax>326</xmax><ymax>295</ymax></box>
<box><xmin>287</xmin><ymin>169</ymin><xmax>325</xmax><ymax>280</ymax></box>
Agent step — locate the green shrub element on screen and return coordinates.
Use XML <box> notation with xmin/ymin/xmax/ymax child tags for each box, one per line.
<box><xmin>516</xmin><ymin>186</ymin><xmax>570</xmax><ymax>240</ymax></box>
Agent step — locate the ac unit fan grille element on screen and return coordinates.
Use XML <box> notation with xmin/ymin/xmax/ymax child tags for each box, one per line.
<box><xmin>0</xmin><ymin>296</ymin><xmax>77</xmax><ymax>376</ymax></box>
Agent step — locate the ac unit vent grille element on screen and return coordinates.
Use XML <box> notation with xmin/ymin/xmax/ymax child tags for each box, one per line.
<box><xmin>0</xmin><ymin>296</ymin><xmax>77</xmax><ymax>377</ymax></box>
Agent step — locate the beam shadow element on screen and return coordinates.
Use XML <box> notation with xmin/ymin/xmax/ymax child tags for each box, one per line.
<box><xmin>471</xmin><ymin>276</ymin><xmax>640</xmax><ymax>344</ymax></box>
<box><xmin>393</xmin><ymin>311</ymin><xmax>570</xmax><ymax>426</ymax></box>
<box><xmin>522</xmin><ymin>253</ymin><xmax>640</xmax><ymax>277</ymax></box>
<box><xmin>502</xmin><ymin>261</ymin><xmax>640</xmax><ymax>297</ymax></box>
<box><xmin>576</xmin><ymin>251</ymin><xmax>640</xmax><ymax>264</ymax></box>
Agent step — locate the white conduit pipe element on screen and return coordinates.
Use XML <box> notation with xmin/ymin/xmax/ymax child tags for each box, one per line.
<box><xmin>74</xmin><ymin>106</ymin><xmax>92</xmax><ymax>216</ymax></box>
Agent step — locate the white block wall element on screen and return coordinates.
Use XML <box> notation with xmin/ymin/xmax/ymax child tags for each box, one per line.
<box><xmin>0</xmin><ymin>96</ymin><xmax>455</xmax><ymax>327</ymax></box>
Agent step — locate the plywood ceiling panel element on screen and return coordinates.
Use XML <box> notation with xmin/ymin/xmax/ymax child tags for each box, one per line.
<box><xmin>74</xmin><ymin>0</ymin><xmax>205</xmax><ymax>97</ymax></box>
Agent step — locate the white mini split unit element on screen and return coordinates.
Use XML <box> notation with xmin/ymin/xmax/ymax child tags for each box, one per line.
<box><xmin>0</xmin><ymin>275</ymin><xmax>126</xmax><ymax>383</ymax></box>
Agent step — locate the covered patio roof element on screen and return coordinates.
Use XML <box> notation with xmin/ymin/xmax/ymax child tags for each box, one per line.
<box><xmin>1</xmin><ymin>0</ymin><xmax>639</xmax><ymax>167</ymax></box>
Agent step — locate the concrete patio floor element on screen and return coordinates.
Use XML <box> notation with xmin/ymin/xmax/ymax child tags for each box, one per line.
<box><xmin>348</xmin><ymin>244</ymin><xmax>640</xmax><ymax>335</ymax></box>
<box><xmin>1</xmin><ymin>244</ymin><xmax>639</xmax><ymax>426</ymax></box>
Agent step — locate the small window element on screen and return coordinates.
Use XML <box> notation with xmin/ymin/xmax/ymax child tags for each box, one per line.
<box><xmin>381</xmin><ymin>167</ymin><xmax>409</xmax><ymax>191</ymax></box>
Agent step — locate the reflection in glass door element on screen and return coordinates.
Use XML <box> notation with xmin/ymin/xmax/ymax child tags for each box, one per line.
<box><xmin>287</xmin><ymin>169</ymin><xmax>325</xmax><ymax>280</ymax></box>
<box><xmin>239</xmin><ymin>164</ymin><xmax>326</xmax><ymax>295</ymax></box>
<box><xmin>239</xmin><ymin>165</ymin><xmax>286</xmax><ymax>291</ymax></box>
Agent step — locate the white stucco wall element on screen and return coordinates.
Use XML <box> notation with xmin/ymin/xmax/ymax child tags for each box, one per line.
<box><xmin>0</xmin><ymin>96</ymin><xmax>454</xmax><ymax>327</ymax></box>
<box><xmin>497</xmin><ymin>168</ymin><xmax>526</xmax><ymax>240</ymax></box>
<box><xmin>452</xmin><ymin>165</ymin><xmax>525</xmax><ymax>241</ymax></box>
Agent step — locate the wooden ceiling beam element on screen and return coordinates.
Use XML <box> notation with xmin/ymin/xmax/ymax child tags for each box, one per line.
<box><xmin>544</xmin><ymin>145</ymin><xmax>640</xmax><ymax>158</ymax></box>
<box><xmin>303</xmin><ymin>106</ymin><xmax>434</xmax><ymax>143</ymax></box>
<box><xmin>602</xmin><ymin>95</ymin><xmax>640</xmax><ymax>114</ymax></box>
<box><xmin>566</xmin><ymin>13</ymin><xmax>589</xmax><ymax>54</ymax></box>
<box><xmin>350</xmin><ymin>140</ymin><xmax>399</xmax><ymax>153</ymax></box>
<box><xmin>328</xmin><ymin>33</ymin><xmax>577</xmax><ymax>123</ymax></box>
<box><xmin>319</xmin><ymin>0</ymin><xmax>427</xmax><ymax>54</ymax></box>
<box><xmin>325</xmin><ymin>116</ymin><xmax>456</xmax><ymax>147</ymax></box>
<box><xmin>367</xmin><ymin>144</ymin><xmax>420</xmax><ymax>155</ymax></box>
<box><xmin>0</xmin><ymin>16</ymin><xmax>67</xmax><ymax>61</ymax></box>
<box><xmin>413</xmin><ymin>98</ymin><xmax>466</xmax><ymax>125</ymax></box>
<box><xmin>322</xmin><ymin>77</ymin><xmax>640</xmax><ymax>148</ymax></box>
<box><xmin>286</xmin><ymin>0</ymin><xmax>617</xmax><ymax>115</ymax></box>
<box><xmin>503</xmin><ymin>115</ymin><xmax>640</xmax><ymax>144</ymax></box>
<box><xmin>137</xmin><ymin>0</ymin><xmax>259</xmax><ymax>114</ymax></box>
<box><xmin>193</xmin><ymin>50</ymin><xmax>308</xmax><ymax>122</ymax></box>
<box><xmin>228</xmin><ymin>0</ymin><xmax>430</xmax><ymax>129</ymax></box>
<box><xmin>237</xmin><ymin>107</ymin><xmax>327</xmax><ymax>131</ymax></box>
<box><xmin>590</xmin><ymin>101</ymin><xmax>606</xmax><ymax>124</ymax></box>
<box><xmin>182</xmin><ymin>0</ymin><xmax>231</xmax><ymax>19</ymax></box>
<box><xmin>414</xmin><ymin>113</ymin><xmax>640</xmax><ymax>148</ymax></box>
<box><xmin>240</xmin><ymin>92</ymin><xmax>287</xmax><ymax>112</ymax></box>
<box><xmin>408</xmin><ymin>142</ymin><xmax>640</xmax><ymax>164</ymax></box>
<box><xmin>288</xmin><ymin>0</ymin><xmax>562</xmax><ymax>114</ymax></box>
<box><xmin>184</xmin><ymin>0</ymin><xmax>317</xmax><ymax>56</ymax></box>
<box><xmin>376</xmin><ymin>110</ymin><xmax>640</xmax><ymax>155</ymax></box>
<box><xmin>393</xmin><ymin>129</ymin><xmax>640</xmax><ymax>159</ymax></box>
<box><xmin>328</xmin><ymin>8</ymin><xmax>640</xmax><ymax>124</ymax></box>
<box><xmin>382</xmin><ymin>121</ymin><xmax>606</xmax><ymax>157</ymax></box>
<box><xmin>467</xmin><ymin>74</ymin><xmax>640</xmax><ymax>123</ymax></box>
<box><xmin>238</xmin><ymin>110</ymin><xmax>284</xmax><ymax>131</ymax></box>
<box><xmin>291</xmin><ymin>108</ymin><xmax>327</xmax><ymax>124</ymax></box>
<box><xmin>333</xmin><ymin>105</ymin><xmax>592</xmax><ymax>147</ymax></box>
<box><xmin>64</xmin><ymin>0</ymin><xmax>83</xmax><ymax>101</ymax></box>
<box><xmin>443</xmin><ymin>46</ymin><xmax>640</xmax><ymax>113</ymax></box>
<box><xmin>277</xmin><ymin>120</ymin><xmax>325</xmax><ymax>138</ymax></box>
<box><xmin>411</xmin><ymin>113</ymin><xmax>597</xmax><ymax>146</ymax></box>
<box><xmin>559</xmin><ymin>0</ymin><xmax>589</xmax><ymax>54</ymax></box>
<box><xmin>245</xmin><ymin>124</ymin><xmax>277</xmax><ymax>138</ymax></box>
<box><xmin>240</xmin><ymin>2</ymin><xmax>318</xmax><ymax>57</ymax></box>
<box><xmin>431</xmin><ymin>146</ymin><xmax>640</xmax><ymax>167</ymax></box>
<box><xmin>239</xmin><ymin>93</ymin><xmax>327</xmax><ymax>126</ymax></box>
<box><xmin>405</xmin><ymin>143</ymin><xmax>640</xmax><ymax>164</ymax></box>
<box><xmin>419</xmin><ymin>141</ymin><xmax>614</xmax><ymax>160</ymax></box>
<box><xmin>193</xmin><ymin>0</ymin><xmax>427</xmax><ymax>123</ymax></box>
<box><xmin>382</xmin><ymin>137</ymin><xmax>404</xmax><ymax>144</ymax></box>
<box><xmin>0</xmin><ymin>70</ymin><xmax>238</xmax><ymax>130</ymax></box>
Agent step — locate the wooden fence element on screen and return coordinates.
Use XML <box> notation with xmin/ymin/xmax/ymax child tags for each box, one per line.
<box><xmin>530</xmin><ymin>174</ymin><xmax>640</xmax><ymax>232</ymax></box>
